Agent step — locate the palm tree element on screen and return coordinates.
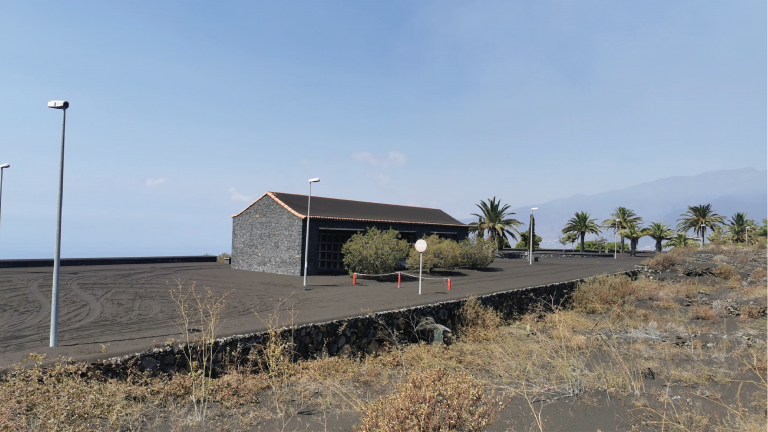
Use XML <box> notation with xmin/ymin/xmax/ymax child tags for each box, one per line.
<box><xmin>469</xmin><ymin>197</ymin><xmax>522</xmax><ymax>250</ymax></box>
<box><xmin>620</xmin><ymin>223</ymin><xmax>648</xmax><ymax>256</ymax></box>
<box><xmin>664</xmin><ymin>232</ymin><xmax>695</xmax><ymax>249</ymax></box>
<box><xmin>677</xmin><ymin>204</ymin><xmax>725</xmax><ymax>248</ymax></box>
<box><xmin>646</xmin><ymin>222</ymin><xmax>674</xmax><ymax>253</ymax></box>
<box><xmin>562</xmin><ymin>211</ymin><xmax>601</xmax><ymax>252</ymax></box>
<box><xmin>727</xmin><ymin>212</ymin><xmax>755</xmax><ymax>243</ymax></box>
<box><xmin>602</xmin><ymin>207</ymin><xmax>642</xmax><ymax>254</ymax></box>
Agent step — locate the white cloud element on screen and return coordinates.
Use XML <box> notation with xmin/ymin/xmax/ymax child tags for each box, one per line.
<box><xmin>228</xmin><ymin>187</ymin><xmax>252</xmax><ymax>202</ymax></box>
<box><xmin>351</xmin><ymin>151</ymin><xmax>407</xmax><ymax>168</ymax></box>
<box><xmin>145</xmin><ymin>177</ymin><xmax>166</xmax><ymax>188</ymax></box>
<box><xmin>367</xmin><ymin>172</ymin><xmax>391</xmax><ymax>186</ymax></box>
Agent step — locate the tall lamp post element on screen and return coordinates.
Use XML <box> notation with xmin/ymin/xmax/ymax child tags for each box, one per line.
<box><xmin>303</xmin><ymin>178</ymin><xmax>320</xmax><ymax>288</ymax></box>
<box><xmin>48</xmin><ymin>100</ymin><xmax>69</xmax><ymax>347</ymax></box>
<box><xmin>529</xmin><ymin>207</ymin><xmax>538</xmax><ymax>265</ymax></box>
<box><xmin>0</xmin><ymin>163</ymin><xmax>9</xmax><ymax>229</ymax></box>
<box><xmin>614</xmin><ymin>219</ymin><xmax>620</xmax><ymax>259</ymax></box>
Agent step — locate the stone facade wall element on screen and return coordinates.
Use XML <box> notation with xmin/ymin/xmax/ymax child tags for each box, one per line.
<box><xmin>95</xmin><ymin>271</ymin><xmax>636</xmax><ymax>377</ymax></box>
<box><xmin>231</xmin><ymin>197</ymin><xmax>304</xmax><ymax>276</ymax></box>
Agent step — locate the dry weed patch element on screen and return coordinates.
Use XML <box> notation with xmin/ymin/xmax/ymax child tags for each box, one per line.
<box><xmin>1</xmin><ymin>254</ymin><xmax>765</xmax><ymax>432</ymax></box>
<box><xmin>713</xmin><ymin>263</ymin><xmax>740</xmax><ymax>280</ymax></box>
<box><xmin>642</xmin><ymin>253</ymin><xmax>681</xmax><ymax>271</ymax></box>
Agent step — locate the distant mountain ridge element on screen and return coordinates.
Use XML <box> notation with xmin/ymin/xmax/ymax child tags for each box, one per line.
<box><xmin>462</xmin><ymin>168</ymin><xmax>767</xmax><ymax>250</ymax></box>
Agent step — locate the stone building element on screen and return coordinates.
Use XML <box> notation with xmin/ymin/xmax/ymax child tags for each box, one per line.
<box><xmin>231</xmin><ymin>191</ymin><xmax>468</xmax><ymax>275</ymax></box>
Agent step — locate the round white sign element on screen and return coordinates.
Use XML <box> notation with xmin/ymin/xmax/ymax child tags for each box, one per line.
<box><xmin>414</xmin><ymin>239</ymin><xmax>427</xmax><ymax>253</ymax></box>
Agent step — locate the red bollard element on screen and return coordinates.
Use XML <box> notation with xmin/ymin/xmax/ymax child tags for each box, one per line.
<box><xmin>398</xmin><ymin>272</ymin><xmax>401</xmax><ymax>288</ymax></box>
<box><xmin>353</xmin><ymin>273</ymin><xmax>356</xmax><ymax>285</ymax></box>
<box><xmin>447</xmin><ymin>278</ymin><xmax>451</xmax><ymax>291</ymax></box>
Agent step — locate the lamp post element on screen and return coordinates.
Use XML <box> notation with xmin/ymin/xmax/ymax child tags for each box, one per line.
<box><xmin>414</xmin><ymin>239</ymin><xmax>427</xmax><ymax>295</ymax></box>
<box><xmin>48</xmin><ymin>100</ymin><xmax>69</xmax><ymax>347</ymax></box>
<box><xmin>614</xmin><ymin>219</ymin><xmax>620</xmax><ymax>259</ymax></box>
<box><xmin>699</xmin><ymin>223</ymin><xmax>705</xmax><ymax>248</ymax></box>
<box><xmin>745</xmin><ymin>226</ymin><xmax>750</xmax><ymax>244</ymax></box>
<box><xmin>303</xmin><ymin>178</ymin><xmax>320</xmax><ymax>288</ymax></box>
<box><xmin>529</xmin><ymin>207</ymin><xmax>538</xmax><ymax>265</ymax></box>
<box><xmin>0</xmin><ymin>163</ymin><xmax>9</xmax><ymax>230</ymax></box>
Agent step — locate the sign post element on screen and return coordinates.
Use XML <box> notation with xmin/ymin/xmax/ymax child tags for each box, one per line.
<box><xmin>414</xmin><ymin>239</ymin><xmax>427</xmax><ymax>295</ymax></box>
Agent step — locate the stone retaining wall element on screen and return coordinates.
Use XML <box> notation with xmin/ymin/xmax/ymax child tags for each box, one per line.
<box><xmin>95</xmin><ymin>270</ymin><xmax>637</xmax><ymax>377</ymax></box>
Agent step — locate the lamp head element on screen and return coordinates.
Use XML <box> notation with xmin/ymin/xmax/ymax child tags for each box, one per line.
<box><xmin>308</xmin><ymin>178</ymin><xmax>320</xmax><ymax>183</ymax></box>
<box><xmin>47</xmin><ymin>100</ymin><xmax>69</xmax><ymax>109</ymax></box>
<box><xmin>531</xmin><ymin>207</ymin><xmax>538</xmax><ymax>211</ymax></box>
<box><xmin>0</xmin><ymin>163</ymin><xmax>9</xmax><ymax>169</ymax></box>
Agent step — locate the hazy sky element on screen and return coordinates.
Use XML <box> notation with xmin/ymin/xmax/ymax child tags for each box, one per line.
<box><xmin>0</xmin><ymin>1</ymin><xmax>765</xmax><ymax>258</ymax></box>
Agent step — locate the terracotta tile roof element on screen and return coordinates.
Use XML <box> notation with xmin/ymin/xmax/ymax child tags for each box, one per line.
<box><xmin>232</xmin><ymin>192</ymin><xmax>466</xmax><ymax>227</ymax></box>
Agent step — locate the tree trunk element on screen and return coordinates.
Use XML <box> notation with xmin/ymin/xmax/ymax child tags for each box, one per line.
<box><xmin>655</xmin><ymin>240</ymin><xmax>662</xmax><ymax>253</ymax></box>
<box><xmin>620</xmin><ymin>237</ymin><xmax>625</xmax><ymax>253</ymax></box>
<box><xmin>631</xmin><ymin>240</ymin><xmax>637</xmax><ymax>256</ymax></box>
<box><xmin>579</xmin><ymin>232</ymin><xmax>585</xmax><ymax>252</ymax></box>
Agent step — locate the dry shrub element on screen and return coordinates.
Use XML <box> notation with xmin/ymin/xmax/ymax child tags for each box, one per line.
<box><xmin>572</xmin><ymin>275</ymin><xmax>636</xmax><ymax>314</ymax></box>
<box><xmin>641</xmin><ymin>253</ymin><xmax>681</xmax><ymax>271</ymax></box>
<box><xmin>355</xmin><ymin>368</ymin><xmax>501</xmax><ymax>432</ymax></box>
<box><xmin>689</xmin><ymin>305</ymin><xmax>719</xmax><ymax>322</ymax></box>
<box><xmin>713</xmin><ymin>263</ymin><xmax>739</xmax><ymax>280</ymax></box>
<box><xmin>652</xmin><ymin>297</ymin><xmax>681</xmax><ymax>310</ymax></box>
<box><xmin>750</xmin><ymin>267</ymin><xmax>767</xmax><ymax>282</ymax></box>
<box><xmin>739</xmin><ymin>305</ymin><xmax>766</xmax><ymax>319</ymax></box>
<box><xmin>667</xmin><ymin>246</ymin><xmax>696</xmax><ymax>261</ymax></box>
<box><xmin>457</xmin><ymin>297</ymin><xmax>503</xmax><ymax>341</ymax></box>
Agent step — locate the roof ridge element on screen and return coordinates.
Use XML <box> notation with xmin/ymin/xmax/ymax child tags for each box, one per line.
<box><xmin>267</xmin><ymin>191</ymin><xmax>306</xmax><ymax>219</ymax></box>
<box><xmin>270</xmin><ymin>191</ymin><xmax>444</xmax><ymax>212</ymax></box>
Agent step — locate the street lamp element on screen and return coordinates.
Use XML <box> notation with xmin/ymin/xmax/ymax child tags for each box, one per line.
<box><xmin>529</xmin><ymin>207</ymin><xmax>538</xmax><ymax>265</ymax></box>
<box><xmin>745</xmin><ymin>226</ymin><xmax>750</xmax><ymax>244</ymax></box>
<box><xmin>614</xmin><ymin>219</ymin><xmax>620</xmax><ymax>259</ymax></box>
<box><xmin>0</xmin><ymin>163</ymin><xmax>9</xmax><ymax>230</ymax></box>
<box><xmin>303</xmin><ymin>178</ymin><xmax>320</xmax><ymax>288</ymax></box>
<box><xmin>48</xmin><ymin>100</ymin><xmax>69</xmax><ymax>347</ymax></box>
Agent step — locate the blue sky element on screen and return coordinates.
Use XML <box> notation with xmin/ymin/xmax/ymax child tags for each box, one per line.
<box><xmin>0</xmin><ymin>1</ymin><xmax>765</xmax><ymax>258</ymax></box>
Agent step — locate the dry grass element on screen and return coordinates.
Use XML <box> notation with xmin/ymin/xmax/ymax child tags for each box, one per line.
<box><xmin>642</xmin><ymin>253</ymin><xmax>682</xmax><ymax>271</ymax></box>
<box><xmin>688</xmin><ymin>305</ymin><xmax>719</xmax><ymax>322</ymax></box>
<box><xmin>1</xmin><ymin>258</ymin><xmax>766</xmax><ymax>431</ymax></box>
<box><xmin>713</xmin><ymin>263</ymin><xmax>740</xmax><ymax>280</ymax></box>
<box><xmin>354</xmin><ymin>368</ymin><xmax>502</xmax><ymax>432</ymax></box>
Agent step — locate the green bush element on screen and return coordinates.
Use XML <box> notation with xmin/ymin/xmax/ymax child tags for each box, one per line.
<box><xmin>459</xmin><ymin>237</ymin><xmax>496</xmax><ymax>269</ymax></box>
<box><xmin>341</xmin><ymin>227</ymin><xmax>410</xmax><ymax>275</ymax></box>
<box><xmin>406</xmin><ymin>234</ymin><xmax>461</xmax><ymax>273</ymax></box>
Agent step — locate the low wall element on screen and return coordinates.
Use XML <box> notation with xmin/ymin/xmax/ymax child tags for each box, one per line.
<box><xmin>95</xmin><ymin>270</ymin><xmax>638</xmax><ymax>377</ymax></box>
<box><xmin>0</xmin><ymin>256</ymin><xmax>218</xmax><ymax>269</ymax></box>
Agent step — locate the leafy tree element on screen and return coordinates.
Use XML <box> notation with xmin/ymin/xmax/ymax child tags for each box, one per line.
<box><xmin>561</xmin><ymin>232</ymin><xmax>579</xmax><ymax>251</ymax></box>
<box><xmin>342</xmin><ymin>227</ymin><xmax>410</xmax><ymax>275</ymax></box>
<box><xmin>459</xmin><ymin>237</ymin><xmax>497</xmax><ymax>269</ymax></box>
<box><xmin>676</xmin><ymin>204</ymin><xmax>725</xmax><ymax>247</ymax></box>
<box><xmin>727</xmin><ymin>212</ymin><xmax>756</xmax><ymax>243</ymax></box>
<box><xmin>468</xmin><ymin>197</ymin><xmax>522</xmax><ymax>250</ymax></box>
<box><xmin>515</xmin><ymin>231</ymin><xmax>542</xmax><ymax>249</ymax></box>
<box><xmin>646</xmin><ymin>222</ymin><xmax>674</xmax><ymax>252</ymax></box>
<box><xmin>664</xmin><ymin>232</ymin><xmax>696</xmax><ymax>249</ymax></box>
<box><xmin>562</xmin><ymin>212</ymin><xmax>601</xmax><ymax>252</ymax></box>
<box><xmin>620</xmin><ymin>223</ymin><xmax>648</xmax><ymax>256</ymax></box>
<box><xmin>406</xmin><ymin>234</ymin><xmax>461</xmax><ymax>273</ymax></box>
<box><xmin>757</xmin><ymin>219</ymin><xmax>768</xmax><ymax>238</ymax></box>
<box><xmin>602</xmin><ymin>207</ymin><xmax>642</xmax><ymax>254</ymax></box>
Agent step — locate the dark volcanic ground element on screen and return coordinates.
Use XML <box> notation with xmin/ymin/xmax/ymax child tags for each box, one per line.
<box><xmin>0</xmin><ymin>254</ymin><xmax>646</xmax><ymax>367</ymax></box>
